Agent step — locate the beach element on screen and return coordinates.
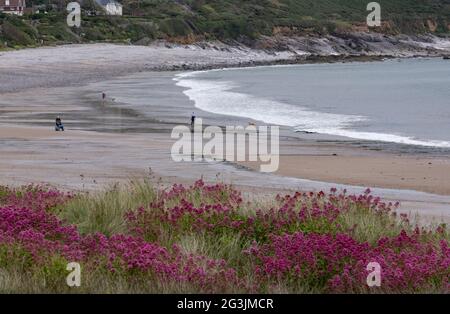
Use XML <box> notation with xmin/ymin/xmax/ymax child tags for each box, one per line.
<box><xmin>240</xmin><ymin>154</ymin><xmax>450</xmax><ymax>196</ymax></box>
<box><xmin>1</xmin><ymin>42</ymin><xmax>450</xmax><ymax>223</ymax></box>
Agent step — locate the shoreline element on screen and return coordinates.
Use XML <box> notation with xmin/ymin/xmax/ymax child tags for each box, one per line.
<box><xmin>0</xmin><ymin>47</ymin><xmax>385</xmax><ymax>94</ymax></box>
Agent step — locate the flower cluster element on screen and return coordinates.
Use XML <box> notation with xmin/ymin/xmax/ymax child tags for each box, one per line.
<box><xmin>0</xmin><ymin>184</ymin><xmax>242</xmax><ymax>293</ymax></box>
<box><xmin>0</xmin><ymin>203</ymin><xmax>81</xmax><ymax>263</ymax></box>
<box><xmin>160</xmin><ymin>180</ymin><xmax>243</xmax><ymax>207</ymax></box>
<box><xmin>127</xmin><ymin>183</ymin><xmax>399</xmax><ymax>243</ymax></box>
<box><xmin>2</xmin><ymin>184</ymin><xmax>73</xmax><ymax>211</ymax></box>
<box><xmin>246</xmin><ymin>230</ymin><xmax>449</xmax><ymax>293</ymax></box>
<box><xmin>79</xmin><ymin>233</ymin><xmax>242</xmax><ymax>292</ymax></box>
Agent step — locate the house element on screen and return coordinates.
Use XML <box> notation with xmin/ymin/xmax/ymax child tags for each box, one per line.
<box><xmin>95</xmin><ymin>0</ymin><xmax>122</xmax><ymax>16</ymax></box>
<box><xmin>0</xmin><ymin>0</ymin><xmax>26</xmax><ymax>16</ymax></box>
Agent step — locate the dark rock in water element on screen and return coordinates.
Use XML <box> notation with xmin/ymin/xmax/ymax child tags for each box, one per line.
<box><xmin>444</xmin><ymin>56</ymin><xmax>450</xmax><ymax>60</ymax></box>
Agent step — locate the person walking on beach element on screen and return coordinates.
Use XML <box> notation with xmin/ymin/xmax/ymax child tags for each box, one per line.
<box><xmin>102</xmin><ymin>92</ymin><xmax>106</xmax><ymax>100</ymax></box>
<box><xmin>190</xmin><ymin>112</ymin><xmax>196</xmax><ymax>131</ymax></box>
<box><xmin>55</xmin><ymin>116</ymin><xmax>64</xmax><ymax>131</ymax></box>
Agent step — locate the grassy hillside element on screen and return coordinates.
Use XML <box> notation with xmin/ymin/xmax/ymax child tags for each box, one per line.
<box><xmin>1</xmin><ymin>0</ymin><xmax>450</xmax><ymax>49</ymax></box>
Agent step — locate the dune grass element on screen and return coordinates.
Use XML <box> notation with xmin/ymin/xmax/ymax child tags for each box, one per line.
<box><xmin>60</xmin><ymin>180</ymin><xmax>157</xmax><ymax>236</ymax></box>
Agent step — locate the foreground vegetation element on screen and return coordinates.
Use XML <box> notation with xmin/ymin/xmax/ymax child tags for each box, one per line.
<box><xmin>1</xmin><ymin>0</ymin><xmax>450</xmax><ymax>49</ymax></box>
<box><xmin>0</xmin><ymin>180</ymin><xmax>448</xmax><ymax>293</ymax></box>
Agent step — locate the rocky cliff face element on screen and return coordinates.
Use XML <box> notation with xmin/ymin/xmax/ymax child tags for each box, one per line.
<box><xmin>249</xmin><ymin>32</ymin><xmax>450</xmax><ymax>58</ymax></box>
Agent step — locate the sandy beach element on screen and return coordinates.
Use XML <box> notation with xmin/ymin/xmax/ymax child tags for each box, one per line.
<box><xmin>240</xmin><ymin>154</ymin><xmax>450</xmax><ymax>196</ymax></box>
<box><xmin>1</xmin><ymin>42</ymin><xmax>450</xmax><ymax>223</ymax></box>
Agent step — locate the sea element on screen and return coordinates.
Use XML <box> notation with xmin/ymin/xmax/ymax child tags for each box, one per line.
<box><xmin>175</xmin><ymin>58</ymin><xmax>450</xmax><ymax>148</ymax></box>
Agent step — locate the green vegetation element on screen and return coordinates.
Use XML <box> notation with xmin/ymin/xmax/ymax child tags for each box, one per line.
<box><xmin>0</xmin><ymin>181</ymin><xmax>448</xmax><ymax>293</ymax></box>
<box><xmin>0</xmin><ymin>0</ymin><xmax>449</xmax><ymax>49</ymax></box>
<box><xmin>60</xmin><ymin>180</ymin><xmax>157</xmax><ymax>235</ymax></box>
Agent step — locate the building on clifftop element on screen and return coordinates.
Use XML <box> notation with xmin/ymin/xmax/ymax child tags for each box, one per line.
<box><xmin>0</xmin><ymin>0</ymin><xmax>26</xmax><ymax>16</ymax></box>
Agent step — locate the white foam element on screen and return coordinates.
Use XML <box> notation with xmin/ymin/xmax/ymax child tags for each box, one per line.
<box><xmin>174</xmin><ymin>71</ymin><xmax>450</xmax><ymax>148</ymax></box>
<box><xmin>308</xmin><ymin>128</ymin><xmax>450</xmax><ymax>148</ymax></box>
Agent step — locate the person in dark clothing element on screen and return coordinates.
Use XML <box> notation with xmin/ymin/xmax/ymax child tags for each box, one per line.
<box><xmin>55</xmin><ymin>116</ymin><xmax>64</xmax><ymax>131</ymax></box>
<box><xmin>190</xmin><ymin>112</ymin><xmax>196</xmax><ymax>132</ymax></box>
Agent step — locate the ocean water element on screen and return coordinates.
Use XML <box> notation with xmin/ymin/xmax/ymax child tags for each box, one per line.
<box><xmin>175</xmin><ymin>58</ymin><xmax>450</xmax><ymax>148</ymax></box>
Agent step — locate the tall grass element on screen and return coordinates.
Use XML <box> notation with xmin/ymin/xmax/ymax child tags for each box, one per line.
<box><xmin>60</xmin><ymin>180</ymin><xmax>157</xmax><ymax>236</ymax></box>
